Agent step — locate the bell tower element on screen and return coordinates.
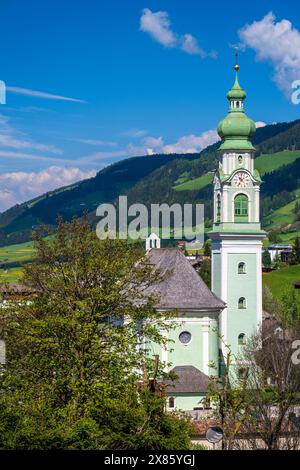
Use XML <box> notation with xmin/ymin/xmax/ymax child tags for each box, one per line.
<box><xmin>209</xmin><ymin>62</ymin><xmax>266</xmax><ymax>369</ymax></box>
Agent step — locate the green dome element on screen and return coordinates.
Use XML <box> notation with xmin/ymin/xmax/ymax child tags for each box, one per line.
<box><xmin>217</xmin><ymin>69</ymin><xmax>256</xmax><ymax>151</ymax></box>
<box><xmin>226</xmin><ymin>72</ymin><xmax>246</xmax><ymax>101</ymax></box>
<box><xmin>217</xmin><ymin>112</ymin><xmax>256</xmax><ymax>140</ymax></box>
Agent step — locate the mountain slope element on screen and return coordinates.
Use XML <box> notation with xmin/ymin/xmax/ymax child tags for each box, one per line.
<box><xmin>126</xmin><ymin>120</ymin><xmax>300</xmax><ymax>211</ymax></box>
<box><xmin>173</xmin><ymin>150</ymin><xmax>300</xmax><ymax>192</ymax></box>
<box><xmin>1</xmin><ymin>119</ymin><xmax>300</xmax><ymax>246</ymax></box>
<box><xmin>0</xmin><ymin>153</ymin><xmax>200</xmax><ymax>246</ymax></box>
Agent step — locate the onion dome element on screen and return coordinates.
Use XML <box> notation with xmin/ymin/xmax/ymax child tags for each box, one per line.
<box><xmin>217</xmin><ymin>65</ymin><xmax>256</xmax><ymax>151</ymax></box>
<box><xmin>226</xmin><ymin>69</ymin><xmax>247</xmax><ymax>101</ymax></box>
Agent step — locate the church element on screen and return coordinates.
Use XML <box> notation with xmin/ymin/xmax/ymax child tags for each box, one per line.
<box><xmin>147</xmin><ymin>63</ymin><xmax>265</xmax><ymax>411</ymax></box>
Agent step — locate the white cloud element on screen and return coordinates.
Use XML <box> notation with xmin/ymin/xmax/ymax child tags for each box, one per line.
<box><xmin>0</xmin><ymin>150</ymin><xmax>68</xmax><ymax>163</ymax></box>
<box><xmin>239</xmin><ymin>12</ymin><xmax>300</xmax><ymax>95</ymax></box>
<box><xmin>0</xmin><ymin>166</ymin><xmax>96</xmax><ymax>212</ymax></box>
<box><xmin>143</xmin><ymin>136</ymin><xmax>164</xmax><ymax>148</ymax></box>
<box><xmin>124</xmin><ymin>136</ymin><xmax>163</xmax><ymax>157</ymax></box>
<box><xmin>121</xmin><ymin>129</ymin><xmax>149</xmax><ymax>138</ymax></box>
<box><xmin>162</xmin><ymin>130</ymin><xmax>219</xmax><ymax>154</ymax></box>
<box><xmin>0</xmin><ymin>113</ymin><xmax>64</xmax><ymax>161</ymax></box>
<box><xmin>68</xmin><ymin>138</ymin><xmax>117</xmax><ymax>147</ymax></box>
<box><xmin>181</xmin><ymin>34</ymin><xmax>206</xmax><ymax>58</ymax></box>
<box><xmin>80</xmin><ymin>130</ymin><xmax>220</xmax><ymax>162</ymax></box>
<box><xmin>140</xmin><ymin>8</ymin><xmax>177</xmax><ymax>48</ymax></box>
<box><xmin>0</xmin><ymin>133</ymin><xmax>62</xmax><ymax>154</ymax></box>
<box><xmin>7</xmin><ymin>86</ymin><xmax>86</xmax><ymax>103</ymax></box>
<box><xmin>80</xmin><ymin>150</ymin><xmax>128</xmax><ymax>162</ymax></box>
<box><xmin>126</xmin><ymin>143</ymin><xmax>149</xmax><ymax>157</ymax></box>
<box><xmin>255</xmin><ymin>121</ymin><xmax>267</xmax><ymax>128</ymax></box>
<box><xmin>125</xmin><ymin>131</ymin><xmax>219</xmax><ymax>156</ymax></box>
<box><xmin>140</xmin><ymin>8</ymin><xmax>216</xmax><ymax>58</ymax></box>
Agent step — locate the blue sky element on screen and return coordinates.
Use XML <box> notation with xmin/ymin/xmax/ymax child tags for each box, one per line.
<box><xmin>0</xmin><ymin>0</ymin><xmax>300</xmax><ymax>210</ymax></box>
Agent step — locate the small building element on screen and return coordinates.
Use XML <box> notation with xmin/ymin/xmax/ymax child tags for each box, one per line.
<box><xmin>267</xmin><ymin>244</ymin><xmax>293</xmax><ymax>263</ymax></box>
<box><xmin>163</xmin><ymin>366</ymin><xmax>211</xmax><ymax>411</ymax></box>
<box><xmin>145</xmin><ymin>233</ymin><xmax>161</xmax><ymax>251</ymax></box>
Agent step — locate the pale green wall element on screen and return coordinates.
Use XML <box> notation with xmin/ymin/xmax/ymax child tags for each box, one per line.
<box><xmin>147</xmin><ymin>338</ymin><xmax>163</xmax><ymax>361</ymax></box>
<box><xmin>226</xmin><ymin>253</ymin><xmax>258</xmax><ymax>357</ymax></box>
<box><xmin>212</xmin><ymin>252</ymin><xmax>221</xmax><ymax>297</ymax></box>
<box><xmin>148</xmin><ymin>311</ymin><xmax>220</xmax><ymax>411</ymax></box>
<box><xmin>208</xmin><ymin>317</ymin><xmax>219</xmax><ymax>376</ymax></box>
<box><xmin>150</xmin><ymin>313</ymin><xmax>220</xmax><ymax>375</ymax></box>
<box><xmin>168</xmin><ymin>320</ymin><xmax>203</xmax><ymax>371</ymax></box>
<box><xmin>166</xmin><ymin>393</ymin><xmax>207</xmax><ymax>411</ymax></box>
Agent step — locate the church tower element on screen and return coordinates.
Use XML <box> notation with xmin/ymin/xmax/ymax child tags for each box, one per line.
<box><xmin>210</xmin><ymin>62</ymin><xmax>265</xmax><ymax>369</ymax></box>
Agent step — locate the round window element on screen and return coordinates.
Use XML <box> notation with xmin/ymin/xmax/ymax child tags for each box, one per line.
<box><xmin>179</xmin><ymin>331</ymin><xmax>192</xmax><ymax>344</ymax></box>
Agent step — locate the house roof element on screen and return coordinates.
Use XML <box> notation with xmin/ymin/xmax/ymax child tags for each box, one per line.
<box><xmin>268</xmin><ymin>244</ymin><xmax>292</xmax><ymax>250</ymax></box>
<box><xmin>164</xmin><ymin>365</ymin><xmax>210</xmax><ymax>393</ymax></box>
<box><xmin>146</xmin><ymin>248</ymin><xmax>225</xmax><ymax>311</ymax></box>
<box><xmin>0</xmin><ymin>284</ymin><xmax>36</xmax><ymax>296</ymax></box>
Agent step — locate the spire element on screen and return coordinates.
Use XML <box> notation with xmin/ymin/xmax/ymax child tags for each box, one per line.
<box><xmin>234</xmin><ymin>49</ymin><xmax>239</xmax><ymax>72</ymax></box>
<box><xmin>226</xmin><ymin>57</ymin><xmax>246</xmax><ymax>102</ymax></box>
<box><xmin>217</xmin><ymin>58</ymin><xmax>256</xmax><ymax>151</ymax></box>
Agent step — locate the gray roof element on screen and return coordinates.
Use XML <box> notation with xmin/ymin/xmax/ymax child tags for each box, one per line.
<box><xmin>146</xmin><ymin>248</ymin><xmax>225</xmax><ymax>311</ymax></box>
<box><xmin>164</xmin><ymin>366</ymin><xmax>210</xmax><ymax>393</ymax></box>
<box><xmin>0</xmin><ymin>284</ymin><xmax>36</xmax><ymax>295</ymax></box>
<box><xmin>268</xmin><ymin>244</ymin><xmax>292</xmax><ymax>250</ymax></box>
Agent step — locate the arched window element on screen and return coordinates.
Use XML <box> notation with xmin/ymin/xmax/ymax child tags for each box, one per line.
<box><xmin>216</xmin><ymin>194</ymin><xmax>221</xmax><ymax>223</ymax></box>
<box><xmin>150</xmin><ymin>237</ymin><xmax>158</xmax><ymax>248</ymax></box>
<box><xmin>238</xmin><ymin>333</ymin><xmax>246</xmax><ymax>345</ymax></box>
<box><xmin>238</xmin><ymin>262</ymin><xmax>246</xmax><ymax>274</ymax></box>
<box><xmin>238</xmin><ymin>297</ymin><xmax>246</xmax><ymax>309</ymax></box>
<box><xmin>169</xmin><ymin>397</ymin><xmax>175</xmax><ymax>408</ymax></box>
<box><xmin>234</xmin><ymin>194</ymin><xmax>248</xmax><ymax>222</ymax></box>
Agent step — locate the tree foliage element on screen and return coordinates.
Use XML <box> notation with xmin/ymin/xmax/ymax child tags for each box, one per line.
<box><xmin>208</xmin><ymin>326</ymin><xmax>300</xmax><ymax>450</ymax></box>
<box><xmin>0</xmin><ymin>218</ymin><xmax>190</xmax><ymax>449</ymax></box>
<box><xmin>262</xmin><ymin>249</ymin><xmax>271</xmax><ymax>268</ymax></box>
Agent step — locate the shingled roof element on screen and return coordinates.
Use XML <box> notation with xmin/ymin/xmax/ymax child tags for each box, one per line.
<box><xmin>146</xmin><ymin>248</ymin><xmax>225</xmax><ymax>311</ymax></box>
<box><xmin>164</xmin><ymin>366</ymin><xmax>210</xmax><ymax>393</ymax></box>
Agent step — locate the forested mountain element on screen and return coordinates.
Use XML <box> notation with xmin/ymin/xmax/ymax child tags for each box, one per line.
<box><xmin>0</xmin><ymin>153</ymin><xmax>198</xmax><ymax>246</ymax></box>
<box><xmin>1</xmin><ymin>119</ymin><xmax>300</xmax><ymax>246</ymax></box>
<box><xmin>126</xmin><ymin>120</ymin><xmax>300</xmax><ymax>220</ymax></box>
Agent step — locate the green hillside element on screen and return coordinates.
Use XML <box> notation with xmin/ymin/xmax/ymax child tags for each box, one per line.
<box><xmin>0</xmin><ymin>240</ymin><xmax>36</xmax><ymax>284</ymax></box>
<box><xmin>174</xmin><ymin>150</ymin><xmax>300</xmax><ymax>192</ymax></box>
<box><xmin>263</xmin><ymin>189</ymin><xmax>300</xmax><ymax>229</ymax></box>
<box><xmin>1</xmin><ymin>119</ymin><xmax>300</xmax><ymax>250</ymax></box>
<box><xmin>263</xmin><ymin>264</ymin><xmax>300</xmax><ymax>307</ymax></box>
<box><xmin>0</xmin><ymin>267</ymin><xmax>23</xmax><ymax>284</ymax></box>
<box><xmin>255</xmin><ymin>150</ymin><xmax>300</xmax><ymax>175</ymax></box>
<box><xmin>0</xmin><ymin>240</ymin><xmax>35</xmax><ymax>265</ymax></box>
<box><xmin>174</xmin><ymin>173</ymin><xmax>213</xmax><ymax>191</ymax></box>
<box><xmin>0</xmin><ymin>153</ymin><xmax>199</xmax><ymax>247</ymax></box>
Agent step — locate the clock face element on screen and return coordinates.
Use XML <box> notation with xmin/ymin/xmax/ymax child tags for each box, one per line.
<box><xmin>232</xmin><ymin>172</ymin><xmax>251</xmax><ymax>188</ymax></box>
